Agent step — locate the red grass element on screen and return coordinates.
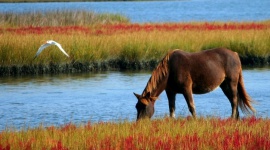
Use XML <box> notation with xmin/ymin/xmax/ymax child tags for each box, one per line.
<box><xmin>0</xmin><ymin>22</ymin><xmax>268</xmax><ymax>35</ymax></box>
<box><xmin>1</xmin><ymin>117</ymin><xmax>270</xmax><ymax>149</ymax></box>
<box><xmin>50</xmin><ymin>141</ymin><xmax>68</xmax><ymax>150</ymax></box>
<box><xmin>0</xmin><ymin>26</ymin><xmax>91</xmax><ymax>35</ymax></box>
<box><xmin>103</xmin><ymin>22</ymin><xmax>268</xmax><ymax>33</ymax></box>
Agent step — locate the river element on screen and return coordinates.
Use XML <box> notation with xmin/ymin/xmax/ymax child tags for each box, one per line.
<box><xmin>0</xmin><ymin>0</ymin><xmax>269</xmax><ymax>23</ymax></box>
<box><xmin>0</xmin><ymin>68</ymin><xmax>269</xmax><ymax>130</ymax></box>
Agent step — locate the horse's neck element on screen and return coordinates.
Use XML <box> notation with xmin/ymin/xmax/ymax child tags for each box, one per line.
<box><xmin>141</xmin><ymin>50</ymin><xmax>172</xmax><ymax>97</ymax></box>
<box><xmin>142</xmin><ymin>72</ymin><xmax>168</xmax><ymax>97</ymax></box>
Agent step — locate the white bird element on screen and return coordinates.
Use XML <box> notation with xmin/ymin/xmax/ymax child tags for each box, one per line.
<box><xmin>34</xmin><ymin>40</ymin><xmax>70</xmax><ymax>59</ymax></box>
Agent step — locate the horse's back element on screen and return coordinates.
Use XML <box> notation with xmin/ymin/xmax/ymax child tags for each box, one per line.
<box><xmin>170</xmin><ymin>48</ymin><xmax>241</xmax><ymax>72</ymax></box>
<box><xmin>200</xmin><ymin>48</ymin><xmax>242</xmax><ymax>78</ymax></box>
<box><xmin>168</xmin><ymin>48</ymin><xmax>242</xmax><ymax>94</ymax></box>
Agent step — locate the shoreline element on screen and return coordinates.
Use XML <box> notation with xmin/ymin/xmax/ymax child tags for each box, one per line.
<box><xmin>1</xmin><ymin>56</ymin><xmax>269</xmax><ymax>76</ymax></box>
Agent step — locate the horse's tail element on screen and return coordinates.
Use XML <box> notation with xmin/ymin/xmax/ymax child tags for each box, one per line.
<box><xmin>237</xmin><ymin>70</ymin><xmax>256</xmax><ymax>114</ymax></box>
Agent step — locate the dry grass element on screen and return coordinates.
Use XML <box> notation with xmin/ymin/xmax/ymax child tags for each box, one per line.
<box><xmin>0</xmin><ymin>10</ymin><xmax>129</xmax><ymax>27</ymax></box>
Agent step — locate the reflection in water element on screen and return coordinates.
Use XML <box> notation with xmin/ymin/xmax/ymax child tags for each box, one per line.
<box><xmin>0</xmin><ymin>69</ymin><xmax>269</xmax><ymax>130</ymax></box>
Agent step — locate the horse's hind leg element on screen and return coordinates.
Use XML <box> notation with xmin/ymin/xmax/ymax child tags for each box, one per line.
<box><xmin>166</xmin><ymin>90</ymin><xmax>176</xmax><ymax>118</ymax></box>
<box><xmin>220</xmin><ymin>79</ymin><xmax>239</xmax><ymax>119</ymax></box>
<box><xmin>183</xmin><ymin>89</ymin><xmax>196</xmax><ymax>118</ymax></box>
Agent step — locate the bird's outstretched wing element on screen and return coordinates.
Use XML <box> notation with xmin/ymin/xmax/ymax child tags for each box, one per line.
<box><xmin>34</xmin><ymin>43</ymin><xmax>51</xmax><ymax>59</ymax></box>
<box><xmin>34</xmin><ymin>41</ymin><xmax>70</xmax><ymax>59</ymax></box>
<box><xmin>53</xmin><ymin>42</ymin><xmax>70</xmax><ymax>57</ymax></box>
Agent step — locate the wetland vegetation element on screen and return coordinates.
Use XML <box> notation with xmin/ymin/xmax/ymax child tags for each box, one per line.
<box><xmin>0</xmin><ymin>14</ymin><xmax>269</xmax><ymax>75</ymax></box>
<box><xmin>1</xmin><ymin>117</ymin><xmax>270</xmax><ymax>149</ymax></box>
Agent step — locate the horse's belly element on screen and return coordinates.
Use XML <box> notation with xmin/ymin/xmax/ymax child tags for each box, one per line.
<box><xmin>192</xmin><ymin>85</ymin><xmax>219</xmax><ymax>94</ymax></box>
<box><xmin>191</xmin><ymin>75</ymin><xmax>225</xmax><ymax>94</ymax></box>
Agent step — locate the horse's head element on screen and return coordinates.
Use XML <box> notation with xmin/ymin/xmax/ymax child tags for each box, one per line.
<box><xmin>134</xmin><ymin>92</ymin><xmax>158</xmax><ymax>121</ymax></box>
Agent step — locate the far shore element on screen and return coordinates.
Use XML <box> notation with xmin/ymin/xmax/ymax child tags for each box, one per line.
<box><xmin>1</xmin><ymin>56</ymin><xmax>269</xmax><ymax>76</ymax></box>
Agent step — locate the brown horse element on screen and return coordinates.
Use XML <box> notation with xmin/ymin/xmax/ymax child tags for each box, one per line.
<box><xmin>134</xmin><ymin>48</ymin><xmax>255</xmax><ymax>120</ymax></box>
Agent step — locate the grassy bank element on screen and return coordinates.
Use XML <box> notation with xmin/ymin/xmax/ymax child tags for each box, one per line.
<box><xmin>0</xmin><ymin>11</ymin><xmax>270</xmax><ymax>75</ymax></box>
<box><xmin>1</xmin><ymin>117</ymin><xmax>270</xmax><ymax>149</ymax></box>
<box><xmin>1</xmin><ymin>22</ymin><xmax>270</xmax><ymax>76</ymax></box>
<box><xmin>0</xmin><ymin>10</ymin><xmax>129</xmax><ymax>27</ymax></box>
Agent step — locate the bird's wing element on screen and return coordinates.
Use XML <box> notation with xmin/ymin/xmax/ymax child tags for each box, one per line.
<box><xmin>34</xmin><ymin>43</ymin><xmax>51</xmax><ymax>59</ymax></box>
<box><xmin>54</xmin><ymin>42</ymin><xmax>70</xmax><ymax>57</ymax></box>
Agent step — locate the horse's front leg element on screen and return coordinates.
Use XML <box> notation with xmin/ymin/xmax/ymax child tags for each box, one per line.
<box><xmin>165</xmin><ymin>90</ymin><xmax>176</xmax><ymax>118</ymax></box>
<box><xmin>183</xmin><ymin>89</ymin><xmax>196</xmax><ymax>118</ymax></box>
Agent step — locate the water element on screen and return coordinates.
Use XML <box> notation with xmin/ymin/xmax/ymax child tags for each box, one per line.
<box><xmin>0</xmin><ymin>0</ymin><xmax>269</xmax><ymax>23</ymax></box>
<box><xmin>0</xmin><ymin>69</ymin><xmax>269</xmax><ymax>130</ymax></box>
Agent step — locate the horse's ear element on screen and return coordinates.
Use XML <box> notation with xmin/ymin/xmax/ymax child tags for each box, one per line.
<box><xmin>145</xmin><ymin>92</ymin><xmax>151</xmax><ymax>98</ymax></box>
<box><xmin>133</xmin><ymin>92</ymin><xmax>141</xmax><ymax>99</ymax></box>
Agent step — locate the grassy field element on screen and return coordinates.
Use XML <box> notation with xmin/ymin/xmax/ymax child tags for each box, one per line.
<box><xmin>0</xmin><ymin>11</ymin><xmax>270</xmax><ymax>75</ymax></box>
<box><xmin>1</xmin><ymin>116</ymin><xmax>270</xmax><ymax>149</ymax></box>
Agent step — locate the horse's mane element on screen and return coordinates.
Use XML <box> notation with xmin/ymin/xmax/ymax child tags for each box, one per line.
<box><xmin>142</xmin><ymin>51</ymin><xmax>174</xmax><ymax>96</ymax></box>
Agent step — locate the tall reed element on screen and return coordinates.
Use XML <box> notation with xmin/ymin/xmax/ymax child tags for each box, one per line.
<box><xmin>0</xmin><ymin>10</ymin><xmax>129</xmax><ymax>27</ymax></box>
<box><xmin>1</xmin><ymin>27</ymin><xmax>269</xmax><ymax>63</ymax></box>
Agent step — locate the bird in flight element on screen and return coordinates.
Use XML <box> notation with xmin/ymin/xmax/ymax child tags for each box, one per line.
<box><xmin>34</xmin><ymin>40</ymin><xmax>70</xmax><ymax>59</ymax></box>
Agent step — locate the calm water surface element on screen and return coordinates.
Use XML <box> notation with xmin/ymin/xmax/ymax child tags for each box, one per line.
<box><xmin>0</xmin><ymin>0</ymin><xmax>269</xmax><ymax>23</ymax></box>
<box><xmin>0</xmin><ymin>69</ymin><xmax>269</xmax><ymax>130</ymax></box>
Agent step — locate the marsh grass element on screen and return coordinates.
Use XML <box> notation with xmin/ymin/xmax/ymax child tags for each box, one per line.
<box><xmin>2</xmin><ymin>29</ymin><xmax>269</xmax><ymax>62</ymax></box>
<box><xmin>0</xmin><ymin>22</ymin><xmax>270</xmax><ymax>75</ymax></box>
<box><xmin>0</xmin><ymin>10</ymin><xmax>129</xmax><ymax>27</ymax></box>
<box><xmin>1</xmin><ymin>117</ymin><xmax>270</xmax><ymax>149</ymax></box>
